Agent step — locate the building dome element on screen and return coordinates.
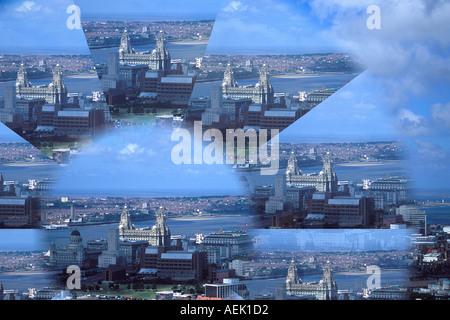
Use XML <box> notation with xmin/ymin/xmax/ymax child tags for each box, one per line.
<box><xmin>71</xmin><ymin>230</ymin><xmax>81</xmax><ymax>236</ymax></box>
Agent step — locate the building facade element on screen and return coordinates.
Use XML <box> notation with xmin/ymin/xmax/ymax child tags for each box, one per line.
<box><xmin>119</xmin><ymin>206</ymin><xmax>171</xmax><ymax>247</ymax></box>
<box><xmin>285</xmin><ymin>260</ymin><xmax>338</xmax><ymax>300</ymax></box>
<box><xmin>15</xmin><ymin>64</ymin><xmax>68</xmax><ymax>104</ymax></box>
<box><xmin>222</xmin><ymin>64</ymin><xmax>274</xmax><ymax>104</ymax></box>
<box><xmin>119</xmin><ymin>29</ymin><xmax>171</xmax><ymax>71</ymax></box>
<box><xmin>286</xmin><ymin>151</ymin><xmax>338</xmax><ymax>192</ymax></box>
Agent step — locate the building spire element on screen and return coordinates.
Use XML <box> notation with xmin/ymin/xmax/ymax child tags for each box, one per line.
<box><xmin>223</xmin><ymin>63</ymin><xmax>238</xmax><ymax>88</ymax></box>
<box><xmin>119</xmin><ymin>29</ymin><xmax>134</xmax><ymax>58</ymax></box>
<box><xmin>119</xmin><ymin>206</ymin><xmax>135</xmax><ymax>232</ymax></box>
<box><xmin>16</xmin><ymin>63</ymin><xmax>31</xmax><ymax>88</ymax></box>
<box><xmin>286</xmin><ymin>150</ymin><xmax>300</xmax><ymax>183</ymax></box>
<box><xmin>286</xmin><ymin>259</ymin><xmax>301</xmax><ymax>290</ymax></box>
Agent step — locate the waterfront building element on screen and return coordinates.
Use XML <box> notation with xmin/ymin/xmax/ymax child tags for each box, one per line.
<box><xmin>285</xmin><ymin>260</ymin><xmax>338</xmax><ymax>300</ymax></box>
<box><xmin>49</xmin><ymin>230</ymin><xmax>101</xmax><ymax>267</ymax></box>
<box><xmin>303</xmin><ymin>85</ymin><xmax>338</xmax><ymax>108</ymax></box>
<box><xmin>119</xmin><ymin>29</ymin><xmax>171</xmax><ymax>71</ymax></box>
<box><xmin>201</xmin><ymin>228</ymin><xmax>253</xmax><ymax>263</ymax></box>
<box><xmin>118</xmin><ymin>206</ymin><xmax>171</xmax><ymax>247</ymax></box>
<box><xmin>15</xmin><ymin>64</ymin><xmax>68</xmax><ymax>104</ymax></box>
<box><xmin>286</xmin><ymin>151</ymin><xmax>338</xmax><ymax>192</ymax></box>
<box><xmin>222</xmin><ymin>63</ymin><xmax>274</xmax><ymax>104</ymax></box>
<box><xmin>368</xmin><ymin>174</ymin><xmax>411</xmax><ymax>202</ymax></box>
<box><xmin>367</xmin><ymin>285</ymin><xmax>410</xmax><ymax>300</ymax></box>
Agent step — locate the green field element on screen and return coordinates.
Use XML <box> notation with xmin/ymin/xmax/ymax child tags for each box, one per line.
<box><xmin>38</xmin><ymin>142</ymin><xmax>80</xmax><ymax>158</ymax></box>
<box><xmin>111</xmin><ymin>108</ymin><xmax>183</xmax><ymax>123</ymax></box>
<box><xmin>77</xmin><ymin>283</ymin><xmax>199</xmax><ymax>300</ymax></box>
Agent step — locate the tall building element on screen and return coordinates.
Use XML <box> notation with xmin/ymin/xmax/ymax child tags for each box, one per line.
<box><xmin>119</xmin><ymin>206</ymin><xmax>171</xmax><ymax>247</ymax></box>
<box><xmin>3</xmin><ymin>86</ymin><xmax>16</xmax><ymax>111</ymax></box>
<box><xmin>265</xmin><ymin>174</ymin><xmax>286</xmax><ymax>214</ymax></box>
<box><xmin>15</xmin><ymin>64</ymin><xmax>68</xmax><ymax>104</ymax></box>
<box><xmin>201</xmin><ymin>86</ymin><xmax>224</xmax><ymax>126</ymax></box>
<box><xmin>286</xmin><ymin>151</ymin><xmax>338</xmax><ymax>192</ymax></box>
<box><xmin>286</xmin><ymin>260</ymin><xmax>338</xmax><ymax>300</ymax></box>
<box><xmin>98</xmin><ymin>229</ymin><xmax>124</xmax><ymax>268</ymax></box>
<box><xmin>222</xmin><ymin>64</ymin><xmax>274</xmax><ymax>104</ymax></box>
<box><xmin>119</xmin><ymin>29</ymin><xmax>171</xmax><ymax>71</ymax></box>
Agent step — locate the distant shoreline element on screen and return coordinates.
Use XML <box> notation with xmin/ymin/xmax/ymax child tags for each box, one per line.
<box><xmin>197</xmin><ymin>71</ymin><xmax>359</xmax><ymax>83</ymax></box>
<box><xmin>89</xmin><ymin>39</ymin><xmax>208</xmax><ymax>50</ymax></box>
<box><xmin>335</xmin><ymin>160</ymin><xmax>405</xmax><ymax>167</ymax></box>
<box><xmin>65</xmin><ymin>73</ymin><xmax>99</xmax><ymax>79</ymax></box>
<box><xmin>336</xmin><ymin>268</ymin><xmax>409</xmax><ymax>276</ymax></box>
<box><xmin>169</xmin><ymin>214</ymin><xmax>248</xmax><ymax>222</ymax></box>
<box><xmin>169</xmin><ymin>39</ymin><xmax>209</xmax><ymax>45</ymax></box>
<box><xmin>0</xmin><ymin>161</ymin><xmax>56</xmax><ymax>167</ymax></box>
<box><xmin>271</xmin><ymin>71</ymin><xmax>358</xmax><ymax>79</ymax></box>
<box><xmin>0</xmin><ymin>270</ymin><xmax>50</xmax><ymax>276</ymax></box>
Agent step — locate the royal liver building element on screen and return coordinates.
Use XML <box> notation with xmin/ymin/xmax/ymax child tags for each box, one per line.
<box><xmin>118</xmin><ymin>29</ymin><xmax>171</xmax><ymax>71</ymax></box>
<box><xmin>286</xmin><ymin>151</ymin><xmax>338</xmax><ymax>192</ymax></box>
<box><xmin>15</xmin><ymin>63</ymin><xmax>68</xmax><ymax>104</ymax></box>
<box><xmin>118</xmin><ymin>206</ymin><xmax>171</xmax><ymax>247</ymax></box>
<box><xmin>221</xmin><ymin>63</ymin><xmax>274</xmax><ymax>104</ymax></box>
<box><xmin>286</xmin><ymin>260</ymin><xmax>338</xmax><ymax>300</ymax></box>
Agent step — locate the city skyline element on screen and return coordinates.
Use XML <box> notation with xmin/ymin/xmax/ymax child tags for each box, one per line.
<box><xmin>0</xmin><ymin>0</ymin><xmax>448</xmax><ymax>303</ymax></box>
<box><xmin>269</xmin><ymin>0</ymin><xmax>450</xmax><ymax>194</ymax></box>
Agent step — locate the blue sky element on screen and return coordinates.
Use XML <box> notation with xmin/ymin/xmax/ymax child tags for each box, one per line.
<box><xmin>206</xmin><ymin>0</ymin><xmax>346</xmax><ymax>55</ymax></box>
<box><xmin>275</xmin><ymin>0</ymin><xmax>450</xmax><ymax>193</ymax></box>
<box><xmin>280</xmin><ymin>71</ymin><xmax>398</xmax><ymax>143</ymax></box>
<box><xmin>0</xmin><ymin>0</ymin><xmax>90</xmax><ymax>54</ymax></box>
<box><xmin>0</xmin><ymin>123</ymin><xmax>27</xmax><ymax>142</ymax></box>
<box><xmin>73</xmin><ymin>0</ymin><xmax>222</xmax><ymax>20</ymax></box>
<box><xmin>0</xmin><ymin>229</ymin><xmax>48</xmax><ymax>251</ymax></box>
<box><xmin>53</xmin><ymin>126</ymin><xmax>246</xmax><ymax>197</ymax></box>
<box><xmin>0</xmin><ymin>0</ymin><xmax>449</xmax><ymax>194</ymax></box>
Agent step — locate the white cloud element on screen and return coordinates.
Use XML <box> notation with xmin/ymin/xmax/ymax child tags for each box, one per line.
<box><xmin>431</xmin><ymin>102</ymin><xmax>450</xmax><ymax>130</ymax></box>
<box><xmin>119</xmin><ymin>143</ymin><xmax>145</xmax><ymax>156</ymax></box>
<box><xmin>396</xmin><ymin>108</ymin><xmax>433</xmax><ymax>137</ymax></box>
<box><xmin>309</xmin><ymin>0</ymin><xmax>450</xmax><ymax>96</ymax></box>
<box><xmin>15</xmin><ymin>1</ymin><xmax>41</xmax><ymax>13</ymax></box>
<box><xmin>223</xmin><ymin>1</ymin><xmax>248</xmax><ymax>13</ymax></box>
